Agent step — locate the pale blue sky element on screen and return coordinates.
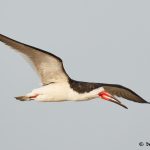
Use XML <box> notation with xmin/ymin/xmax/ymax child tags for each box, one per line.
<box><xmin>0</xmin><ymin>0</ymin><xmax>150</xmax><ymax>149</ymax></box>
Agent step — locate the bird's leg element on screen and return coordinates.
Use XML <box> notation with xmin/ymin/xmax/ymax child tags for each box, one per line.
<box><xmin>29</xmin><ymin>94</ymin><xmax>39</xmax><ymax>99</ymax></box>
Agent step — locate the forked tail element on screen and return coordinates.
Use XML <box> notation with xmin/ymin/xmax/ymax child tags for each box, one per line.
<box><xmin>15</xmin><ymin>96</ymin><xmax>30</xmax><ymax>101</ymax></box>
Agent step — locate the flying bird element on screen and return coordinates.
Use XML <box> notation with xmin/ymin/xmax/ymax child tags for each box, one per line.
<box><xmin>0</xmin><ymin>34</ymin><xmax>149</xmax><ymax>109</ymax></box>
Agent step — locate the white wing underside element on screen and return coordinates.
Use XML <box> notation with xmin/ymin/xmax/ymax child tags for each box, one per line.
<box><xmin>0</xmin><ymin>34</ymin><xmax>69</xmax><ymax>85</ymax></box>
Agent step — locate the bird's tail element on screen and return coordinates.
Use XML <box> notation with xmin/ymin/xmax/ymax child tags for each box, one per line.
<box><xmin>15</xmin><ymin>96</ymin><xmax>31</xmax><ymax>101</ymax></box>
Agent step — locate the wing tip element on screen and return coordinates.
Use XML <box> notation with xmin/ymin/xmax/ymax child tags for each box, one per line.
<box><xmin>140</xmin><ymin>99</ymin><xmax>150</xmax><ymax>104</ymax></box>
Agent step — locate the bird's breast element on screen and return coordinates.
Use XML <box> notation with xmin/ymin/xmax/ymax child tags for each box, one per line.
<box><xmin>33</xmin><ymin>82</ymin><xmax>104</xmax><ymax>102</ymax></box>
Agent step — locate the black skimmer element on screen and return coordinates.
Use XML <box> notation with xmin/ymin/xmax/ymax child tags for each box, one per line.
<box><xmin>0</xmin><ymin>34</ymin><xmax>149</xmax><ymax>109</ymax></box>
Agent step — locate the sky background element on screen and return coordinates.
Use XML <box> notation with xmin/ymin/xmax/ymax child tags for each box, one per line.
<box><xmin>0</xmin><ymin>0</ymin><xmax>150</xmax><ymax>150</ymax></box>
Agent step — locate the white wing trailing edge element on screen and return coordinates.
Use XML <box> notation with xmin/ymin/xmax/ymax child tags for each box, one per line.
<box><xmin>0</xmin><ymin>34</ymin><xmax>69</xmax><ymax>85</ymax></box>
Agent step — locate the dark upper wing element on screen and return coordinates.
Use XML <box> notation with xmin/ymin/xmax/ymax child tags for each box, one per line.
<box><xmin>103</xmin><ymin>84</ymin><xmax>149</xmax><ymax>103</ymax></box>
<box><xmin>0</xmin><ymin>34</ymin><xmax>69</xmax><ymax>85</ymax></box>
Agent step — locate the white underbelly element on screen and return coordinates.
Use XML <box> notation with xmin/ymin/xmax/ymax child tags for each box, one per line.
<box><xmin>28</xmin><ymin>82</ymin><xmax>104</xmax><ymax>102</ymax></box>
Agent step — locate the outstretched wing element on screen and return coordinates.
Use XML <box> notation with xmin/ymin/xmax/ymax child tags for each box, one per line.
<box><xmin>0</xmin><ymin>34</ymin><xmax>69</xmax><ymax>85</ymax></box>
<box><xmin>103</xmin><ymin>84</ymin><xmax>148</xmax><ymax>103</ymax></box>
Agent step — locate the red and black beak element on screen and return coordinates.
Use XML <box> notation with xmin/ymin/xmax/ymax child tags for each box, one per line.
<box><xmin>99</xmin><ymin>91</ymin><xmax>128</xmax><ymax>109</ymax></box>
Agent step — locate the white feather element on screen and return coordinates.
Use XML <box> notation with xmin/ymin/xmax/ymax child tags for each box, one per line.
<box><xmin>26</xmin><ymin>83</ymin><xmax>104</xmax><ymax>102</ymax></box>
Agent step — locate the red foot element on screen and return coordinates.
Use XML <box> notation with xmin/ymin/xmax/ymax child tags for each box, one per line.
<box><xmin>29</xmin><ymin>94</ymin><xmax>39</xmax><ymax>99</ymax></box>
<box><xmin>98</xmin><ymin>91</ymin><xmax>111</xmax><ymax>100</ymax></box>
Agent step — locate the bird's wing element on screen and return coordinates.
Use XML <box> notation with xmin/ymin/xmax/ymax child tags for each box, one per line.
<box><xmin>103</xmin><ymin>84</ymin><xmax>148</xmax><ymax>103</ymax></box>
<box><xmin>0</xmin><ymin>34</ymin><xmax>69</xmax><ymax>85</ymax></box>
